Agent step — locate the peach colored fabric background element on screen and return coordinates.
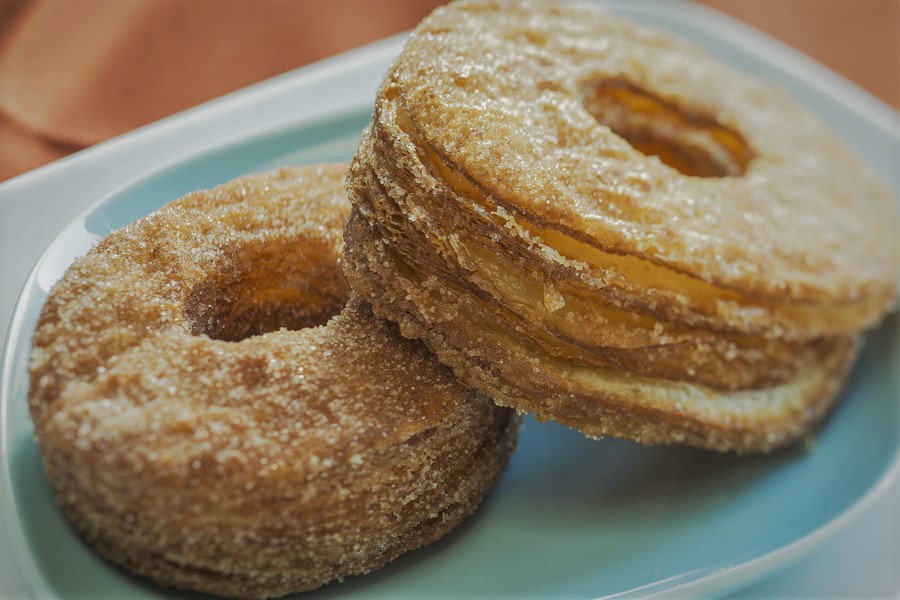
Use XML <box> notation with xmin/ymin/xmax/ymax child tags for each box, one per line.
<box><xmin>0</xmin><ymin>0</ymin><xmax>897</xmax><ymax>181</ymax></box>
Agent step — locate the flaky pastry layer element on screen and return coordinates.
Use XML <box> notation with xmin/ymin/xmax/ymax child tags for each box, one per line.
<box><xmin>343</xmin><ymin>0</ymin><xmax>895</xmax><ymax>452</ymax></box>
<box><xmin>345</xmin><ymin>204</ymin><xmax>858</xmax><ymax>454</ymax></box>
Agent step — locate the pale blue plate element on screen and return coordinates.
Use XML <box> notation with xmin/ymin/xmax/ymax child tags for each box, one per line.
<box><xmin>2</xmin><ymin>3</ymin><xmax>898</xmax><ymax>598</ymax></box>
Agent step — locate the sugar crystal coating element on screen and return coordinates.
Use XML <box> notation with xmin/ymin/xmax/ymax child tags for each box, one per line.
<box><xmin>343</xmin><ymin>0</ymin><xmax>894</xmax><ymax>453</ymax></box>
<box><xmin>29</xmin><ymin>164</ymin><xmax>518</xmax><ymax>598</ymax></box>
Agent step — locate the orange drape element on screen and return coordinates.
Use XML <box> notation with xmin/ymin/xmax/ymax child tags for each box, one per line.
<box><xmin>0</xmin><ymin>0</ymin><xmax>896</xmax><ymax>181</ymax></box>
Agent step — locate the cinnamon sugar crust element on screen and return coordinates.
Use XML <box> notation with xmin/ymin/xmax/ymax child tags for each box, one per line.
<box><xmin>343</xmin><ymin>0</ymin><xmax>896</xmax><ymax>453</ymax></box>
<box><xmin>29</xmin><ymin>165</ymin><xmax>518</xmax><ymax>598</ymax></box>
<box><xmin>388</xmin><ymin>0</ymin><xmax>898</xmax><ymax>308</ymax></box>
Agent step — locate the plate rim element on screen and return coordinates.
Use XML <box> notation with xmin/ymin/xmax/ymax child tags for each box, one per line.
<box><xmin>4</xmin><ymin>110</ymin><xmax>898</xmax><ymax>600</ymax></box>
<box><xmin>1</xmin><ymin>1</ymin><xmax>898</xmax><ymax>598</ymax></box>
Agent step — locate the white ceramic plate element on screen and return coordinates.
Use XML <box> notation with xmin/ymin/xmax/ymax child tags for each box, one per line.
<box><xmin>2</xmin><ymin>2</ymin><xmax>898</xmax><ymax>598</ymax></box>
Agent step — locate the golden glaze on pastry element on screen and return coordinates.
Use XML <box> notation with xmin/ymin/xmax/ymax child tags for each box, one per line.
<box><xmin>29</xmin><ymin>165</ymin><xmax>518</xmax><ymax>598</ymax></box>
<box><xmin>344</xmin><ymin>0</ymin><xmax>898</xmax><ymax>453</ymax></box>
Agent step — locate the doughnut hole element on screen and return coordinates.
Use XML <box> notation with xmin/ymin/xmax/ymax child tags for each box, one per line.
<box><xmin>581</xmin><ymin>78</ymin><xmax>753</xmax><ymax>177</ymax></box>
<box><xmin>184</xmin><ymin>237</ymin><xmax>349</xmax><ymax>342</ymax></box>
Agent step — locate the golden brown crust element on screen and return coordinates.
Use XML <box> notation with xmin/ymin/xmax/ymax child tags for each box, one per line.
<box><xmin>387</xmin><ymin>0</ymin><xmax>898</xmax><ymax>309</ymax></box>
<box><xmin>343</xmin><ymin>0</ymin><xmax>897</xmax><ymax>453</ymax></box>
<box><xmin>29</xmin><ymin>165</ymin><xmax>518</xmax><ymax>598</ymax></box>
<box><xmin>344</xmin><ymin>205</ymin><xmax>859</xmax><ymax>455</ymax></box>
<box><xmin>350</xmin><ymin>126</ymin><xmax>821</xmax><ymax>391</ymax></box>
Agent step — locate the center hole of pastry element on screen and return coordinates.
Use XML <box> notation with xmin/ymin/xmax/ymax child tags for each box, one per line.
<box><xmin>185</xmin><ymin>240</ymin><xmax>348</xmax><ymax>342</ymax></box>
<box><xmin>581</xmin><ymin>78</ymin><xmax>753</xmax><ymax>177</ymax></box>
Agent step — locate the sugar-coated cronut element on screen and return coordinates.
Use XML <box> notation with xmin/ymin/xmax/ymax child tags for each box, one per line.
<box><xmin>344</xmin><ymin>0</ymin><xmax>898</xmax><ymax>453</ymax></box>
<box><xmin>29</xmin><ymin>165</ymin><xmax>518</xmax><ymax>598</ymax></box>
